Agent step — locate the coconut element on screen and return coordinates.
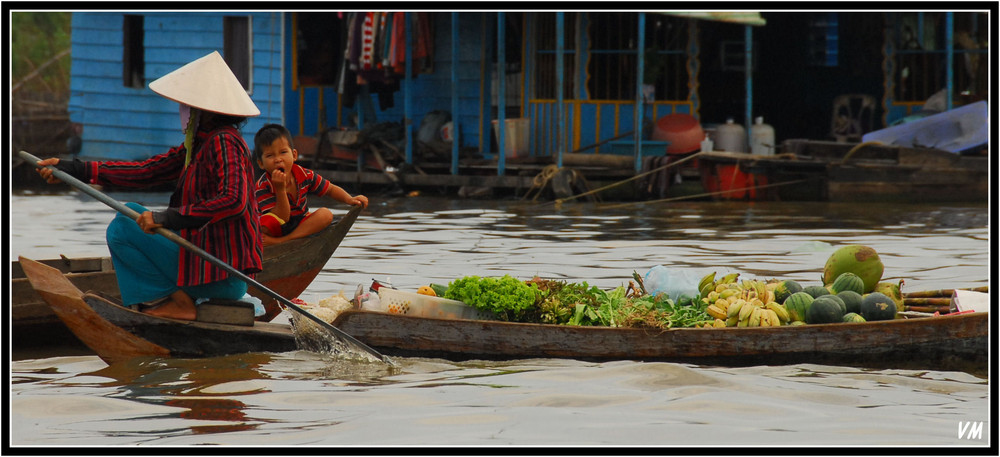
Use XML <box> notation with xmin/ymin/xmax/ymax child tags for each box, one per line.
<box><xmin>822</xmin><ymin>245</ymin><xmax>884</xmax><ymax>293</ymax></box>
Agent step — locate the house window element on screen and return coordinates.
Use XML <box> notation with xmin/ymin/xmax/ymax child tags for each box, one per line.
<box><xmin>533</xmin><ymin>12</ymin><xmax>578</xmax><ymax>99</ymax></box>
<box><xmin>294</xmin><ymin>12</ymin><xmax>343</xmax><ymax>87</ymax></box>
<box><xmin>122</xmin><ymin>15</ymin><xmax>144</xmax><ymax>88</ymax></box>
<box><xmin>890</xmin><ymin>12</ymin><xmax>988</xmax><ymax>103</ymax></box>
<box><xmin>534</xmin><ymin>13</ymin><xmax>688</xmax><ymax>101</ymax></box>
<box><xmin>224</xmin><ymin>16</ymin><xmax>252</xmax><ymax>91</ymax></box>
<box><xmin>807</xmin><ymin>13</ymin><xmax>839</xmax><ymax>67</ymax></box>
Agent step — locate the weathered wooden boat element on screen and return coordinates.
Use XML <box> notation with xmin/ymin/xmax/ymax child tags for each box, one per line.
<box><xmin>20</xmin><ymin>256</ymin><xmax>988</xmax><ymax>372</ymax></box>
<box><xmin>696</xmin><ymin>140</ymin><xmax>988</xmax><ymax>202</ymax></box>
<box><xmin>11</xmin><ymin>205</ymin><xmax>362</xmax><ymax>346</ymax></box>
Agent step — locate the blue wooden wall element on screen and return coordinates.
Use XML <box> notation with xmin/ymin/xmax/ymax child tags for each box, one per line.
<box><xmin>287</xmin><ymin>13</ymin><xmax>488</xmax><ymax>153</ymax></box>
<box><xmin>70</xmin><ymin>12</ymin><xmax>282</xmax><ymax>161</ymax></box>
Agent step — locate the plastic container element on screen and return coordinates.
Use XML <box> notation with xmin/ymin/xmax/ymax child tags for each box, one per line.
<box><xmin>651</xmin><ymin>114</ymin><xmax>704</xmax><ymax>154</ymax></box>
<box><xmin>715</xmin><ymin>118</ymin><xmax>746</xmax><ymax>153</ymax></box>
<box><xmin>378</xmin><ymin>288</ymin><xmax>496</xmax><ymax>320</ymax></box>
<box><xmin>700</xmin><ymin>134</ymin><xmax>714</xmax><ymax>152</ymax></box>
<box><xmin>440</xmin><ymin>121</ymin><xmax>455</xmax><ymax>142</ymax></box>
<box><xmin>492</xmin><ymin>118</ymin><xmax>530</xmax><ymax>158</ymax></box>
<box><xmin>750</xmin><ymin>117</ymin><xmax>775</xmax><ymax>155</ymax></box>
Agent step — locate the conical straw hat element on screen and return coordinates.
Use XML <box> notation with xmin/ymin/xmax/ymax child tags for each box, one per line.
<box><xmin>149</xmin><ymin>51</ymin><xmax>260</xmax><ymax>117</ymax></box>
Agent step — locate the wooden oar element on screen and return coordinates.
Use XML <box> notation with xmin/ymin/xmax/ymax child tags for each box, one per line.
<box><xmin>19</xmin><ymin>150</ymin><xmax>389</xmax><ymax>363</ymax></box>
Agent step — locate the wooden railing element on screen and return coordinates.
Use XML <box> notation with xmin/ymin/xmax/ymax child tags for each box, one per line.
<box><xmin>525</xmin><ymin>99</ymin><xmax>695</xmax><ymax>156</ymax></box>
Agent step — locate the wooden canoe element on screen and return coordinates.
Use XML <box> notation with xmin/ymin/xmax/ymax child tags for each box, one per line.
<box><xmin>695</xmin><ymin>141</ymin><xmax>989</xmax><ymax>202</ymax></box>
<box><xmin>11</xmin><ymin>205</ymin><xmax>362</xmax><ymax>337</ymax></box>
<box><xmin>20</xmin><ymin>256</ymin><xmax>988</xmax><ymax>371</ymax></box>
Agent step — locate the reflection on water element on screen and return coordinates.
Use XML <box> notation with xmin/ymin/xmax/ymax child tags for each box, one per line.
<box><xmin>9</xmin><ymin>353</ymin><xmax>990</xmax><ymax>446</ymax></box>
<box><xmin>7</xmin><ymin>192</ymin><xmax>991</xmax><ymax>447</ymax></box>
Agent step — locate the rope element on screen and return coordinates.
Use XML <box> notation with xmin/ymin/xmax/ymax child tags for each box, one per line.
<box><xmin>596</xmin><ymin>178</ymin><xmax>810</xmax><ymax>210</ymax></box>
<box><xmin>537</xmin><ymin>151</ymin><xmax>706</xmax><ymax>207</ymax></box>
<box><xmin>839</xmin><ymin>141</ymin><xmax>885</xmax><ymax>165</ymax></box>
<box><xmin>523</xmin><ymin>164</ymin><xmax>561</xmax><ymax>201</ymax></box>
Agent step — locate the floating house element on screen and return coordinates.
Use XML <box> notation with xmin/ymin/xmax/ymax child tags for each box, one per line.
<box><xmin>67</xmin><ymin>11</ymin><xmax>988</xmax><ymax>195</ymax></box>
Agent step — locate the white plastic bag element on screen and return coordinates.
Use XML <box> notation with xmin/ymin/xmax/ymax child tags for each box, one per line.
<box><xmin>643</xmin><ymin>266</ymin><xmax>701</xmax><ymax>303</ymax></box>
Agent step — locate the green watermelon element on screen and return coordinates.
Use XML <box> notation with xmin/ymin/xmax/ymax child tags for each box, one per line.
<box><xmin>803</xmin><ymin>285</ymin><xmax>831</xmax><ymax>299</ymax></box>
<box><xmin>860</xmin><ymin>292</ymin><xmax>897</xmax><ymax>321</ymax></box>
<box><xmin>874</xmin><ymin>281</ymin><xmax>904</xmax><ymax>313</ymax></box>
<box><xmin>807</xmin><ymin>296</ymin><xmax>846</xmax><ymax>324</ymax></box>
<box><xmin>830</xmin><ymin>272</ymin><xmax>865</xmax><ymax>295</ymax></box>
<box><xmin>825</xmin><ymin>294</ymin><xmax>846</xmax><ymax>314</ymax></box>
<box><xmin>836</xmin><ymin>290</ymin><xmax>863</xmax><ymax>314</ymax></box>
<box><xmin>842</xmin><ymin>312</ymin><xmax>866</xmax><ymax>323</ymax></box>
<box><xmin>784</xmin><ymin>292</ymin><xmax>814</xmax><ymax>323</ymax></box>
<box><xmin>774</xmin><ymin>280</ymin><xmax>803</xmax><ymax>304</ymax></box>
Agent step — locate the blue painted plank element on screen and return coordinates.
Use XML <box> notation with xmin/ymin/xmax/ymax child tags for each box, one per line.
<box><xmin>71</xmin><ymin>12</ymin><xmax>121</xmax><ymax>30</ymax></box>
<box><xmin>146</xmin><ymin>30</ymin><xmax>224</xmax><ymax>47</ymax></box>
<box><xmin>72</xmin><ymin>27</ymin><xmax>122</xmax><ymax>46</ymax></box>
<box><xmin>70</xmin><ymin>59</ymin><xmax>122</xmax><ymax>79</ymax></box>
<box><xmin>143</xmin><ymin>13</ymin><xmax>221</xmax><ymax>31</ymax></box>
<box><xmin>70</xmin><ymin>45</ymin><xmax>124</xmax><ymax>62</ymax></box>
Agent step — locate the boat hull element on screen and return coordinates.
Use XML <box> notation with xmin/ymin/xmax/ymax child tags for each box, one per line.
<box><xmin>84</xmin><ymin>292</ymin><xmax>297</xmax><ymax>358</ymax></box>
<box><xmin>329</xmin><ymin>310</ymin><xmax>987</xmax><ymax>371</ymax></box>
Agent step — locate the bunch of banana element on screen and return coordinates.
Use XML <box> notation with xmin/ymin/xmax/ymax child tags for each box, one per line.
<box><xmin>699</xmin><ymin>275</ymin><xmax>791</xmax><ymax>328</ymax></box>
<box><xmin>698</xmin><ymin>271</ymin><xmax>741</xmax><ymax>305</ymax></box>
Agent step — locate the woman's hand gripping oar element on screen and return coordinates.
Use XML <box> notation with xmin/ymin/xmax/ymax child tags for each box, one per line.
<box><xmin>20</xmin><ymin>150</ymin><xmax>391</xmax><ymax>364</ymax></box>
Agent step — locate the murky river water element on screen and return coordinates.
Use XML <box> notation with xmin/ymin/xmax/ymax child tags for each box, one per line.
<box><xmin>7</xmin><ymin>191</ymin><xmax>992</xmax><ymax>448</ymax></box>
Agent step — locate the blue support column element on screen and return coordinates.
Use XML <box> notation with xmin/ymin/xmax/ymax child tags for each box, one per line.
<box><xmin>404</xmin><ymin>12</ymin><xmax>413</xmax><ymax>164</ymax></box>
<box><xmin>556</xmin><ymin>12</ymin><xmax>565</xmax><ymax>168</ymax></box>
<box><xmin>524</xmin><ymin>14</ymin><xmax>534</xmax><ymax>157</ymax></box>
<box><xmin>451</xmin><ymin>12</ymin><xmax>460</xmax><ymax>175</ymax></box>
<box><xmin>633</xmin><ymin>12</ymin><xmax>645</xmax><ymax>172</ymax></box>
<box><xmin>497</xmin><ymin>12</ymin><xmax>506</xmax><ymax>176</ymax></box>
<box><xmin>946</xmin><ymin>12</ymin><xmax>954</xmax><ymax>110</ymax></box>
<box><xmin>745</xmin><ymin>25</ymin><xmax>753</xmax><ymax>148</ymax></box>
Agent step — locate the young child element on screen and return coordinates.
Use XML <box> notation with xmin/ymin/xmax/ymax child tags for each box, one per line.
<box><xmin>254</xmin><ymin>124</ymin><xmax>368</xmax><ymax>246</ymax></box>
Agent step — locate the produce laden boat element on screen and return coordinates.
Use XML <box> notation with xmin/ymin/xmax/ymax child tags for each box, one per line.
<box><xmin>19</xmin><ymin>256</ymin><xmax>987</xmax><ymax>372</ymax></box>
<box><xmin>11</xmin><ymin>205</ymin><xmax>362</xmax><ymax>345</ymax></box>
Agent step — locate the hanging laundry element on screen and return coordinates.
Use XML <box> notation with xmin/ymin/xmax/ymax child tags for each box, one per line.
<box><xmin>359</xmin><ymin>12</ymin><xmax>377</xmax><ymax>71</ymax></box>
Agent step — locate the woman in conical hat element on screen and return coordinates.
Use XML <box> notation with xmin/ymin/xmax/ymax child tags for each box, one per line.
<box><xmin>36</xmin><ymin>51</ymin><xmax>262</xmax><ymax>320</ymax></box>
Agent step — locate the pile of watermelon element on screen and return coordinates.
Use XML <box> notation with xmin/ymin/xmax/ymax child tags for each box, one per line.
<box><xmin>776</xmin><ymin>245</ymin><xmax>903</xmax><ymax>325</ymax></box>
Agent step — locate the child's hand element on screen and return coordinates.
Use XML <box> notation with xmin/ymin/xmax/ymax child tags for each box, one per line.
<box><xmin>271</xmin><ymin>168</ymin><xmax>287</xmax><ymax>192</ymax></box>
<box><xmin>350</xmin><ymin>194</ymin><xmax>369</xmax><ymax>208</ymax></box>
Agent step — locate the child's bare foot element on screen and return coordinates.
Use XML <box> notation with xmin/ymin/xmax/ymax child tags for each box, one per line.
<box><xmin>262</xmin><ymin>233</ymin><xmax>282</xmax><ymax>246</ymax></box>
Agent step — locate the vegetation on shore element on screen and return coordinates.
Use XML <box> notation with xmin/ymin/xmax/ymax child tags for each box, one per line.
<box><xmin>12</xmin><ymin>12</ymin><xmax>71</xmax><ymax>94</ymax></box>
